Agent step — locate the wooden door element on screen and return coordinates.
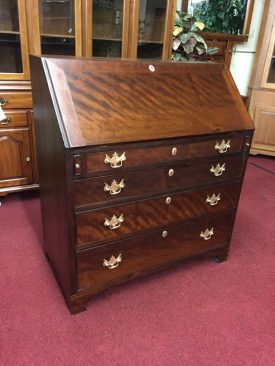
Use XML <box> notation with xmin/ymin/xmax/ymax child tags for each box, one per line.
<box><xmin>0</xmin><ymin>129</ymin><xmax>33</xmax><ymax>188</ymax></box>
<box><xmin>128</xmin><ymin>0</ymin><xmax>176</xmax><ymax>60</ymax></box>
<box><xmin>82</xmin><ymin>0</ymin><xmax>131</xmax><ymax>58</ymax></box>
<box><xmin>0</xmin><ymin>0</ymin><xmax>30</xmax><ymax>80</ymax></box>
<box><xmin>26</xmin><ymin>0</ymin><xmax>82</xmax><ymax>56</ymax></box>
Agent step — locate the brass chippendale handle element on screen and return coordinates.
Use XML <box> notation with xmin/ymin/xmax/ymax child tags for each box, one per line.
<box><xmin>210</xmin><ymin>163</ymin><xmax>225</xmax><ymax>177</ymax></box>
<box><xmin>206</xmin><ymin>193</ymin><xmax>221</xmax><ymax>206</ymax></box>
<box><xmin>104</xmin><ymin>214</ymin><xmax>124</xmax><ymax>230</ymax></box>
<box><xmin>200</xmin><ymin>228</ymin><xmax>214</xmax><ymax>240</ymax></box>
<box><xmin>0</xmin><ymin>117</ymin><xmax>11</xmax><ymax>125</ymax></box>
<box><xmin>215</xmin><ymin>140</ymin><xmax>231</xmax><ymax>153</ymax></box>
<box><xmin>0</xmin><ymin>97</ymin><xmax>8</xmax><ymax>106</ymax></box>
<box><xmin>104</xmin><ymin>179</ymin><xmax>125</xmax><ymax>195</ymax></box>
<box><xmin>104</xmin><ymin>151</ymin><xmax>126</xmax><ymax>168</ymax></box>
<box><xmin>103</xmin><ymin>254</ymin><xmax>122</xmax><ymax>269</ymax></box>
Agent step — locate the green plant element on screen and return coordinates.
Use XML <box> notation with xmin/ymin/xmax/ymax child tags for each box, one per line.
<box><xmin>194</xmin><ymin>0</ymin><xmax>246</xmax><ymax>35</ymax></box>
<box><xmin>172</xmin><ymin>11</ymin><xmax>217</xmax><ymax>61</ymax></box>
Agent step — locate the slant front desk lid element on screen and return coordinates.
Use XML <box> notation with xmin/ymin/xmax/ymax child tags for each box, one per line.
<box><xmin>31</xmin><ymin>57</ymin><xmax>254</xmax><ymax>148</ymax></box>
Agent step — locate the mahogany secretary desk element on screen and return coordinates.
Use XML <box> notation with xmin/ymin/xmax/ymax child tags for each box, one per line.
<box><xmin>30</xmin><ymin>56</ymin><xmax>254</xmax><ymax>314</ymax></box>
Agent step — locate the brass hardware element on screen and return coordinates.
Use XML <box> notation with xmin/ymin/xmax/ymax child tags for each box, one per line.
<box><xmin>26</xmin><ymin>157</ymin><xmax>31</xmax><ymax>162</ymax></box>
<box><xmin>0</xmin><ymin>97</ymin><xmax>8</xmax><ymax>106</ymax></box>
<box><xmin>104</xmin><ymin>151</ymin><xmax>126</xmax><ymax>168</ymax></box>
<box><xmin>0</xmin><ymin>117</ymin><xmax>11</xmax><ymax>125</ymax></box>
<box><xmin>215</xmin><ymin>140</ymin><xmax>231</xmax><ymax>153</ymax></box>
<box><xmin>206</xmin><ymin>193</ymin><xmax>221</xmax><ymax>206</ymax></box>
<box><xmin>149</xmin><ymin>65</ymin><xmax>155</xmax><ymax>72</ymax></box>
<box><xmin>104</xmin><ymin>179</ymin><xmax>125</xmax><ymax>195</ymax></box>
<box><xmin>172</xmin><ymin>147</ymin><xmax>177</xmax><ymax>156</ymax></box>
<box><xmin>166</xmin><ymin>196</ymin><xmax>172</xmax><ymax>205</ymax></box>
<box><xmin>162</xmin><ymin>230</ymin><xmax>168</xmax><ymax>238</ymax></box>
<box><xmin>103</xmin><ymin>254</ymin><xmax>122</xmax><ymax>270</ymax></box>
<box><xmin>104</xmin><ymin>214</ymin><xmax>124</xmax><ymax>230</ymax></box>
<box><xmin>73</xmin><ymin>154</ymin><xmax>81</xmax><ymax>175</ymax></box>
<box><xmin>168</xmin><ymin>169</ymin><xmax>174</xmax><ymax>177</ymax></box>
<box><xmin>210</xmin><ymin>163</ymin><xmax>225</xmax><ymax>177</ymax></box>
<box><xmin>245</xmin><ymin>142</ymin><xmax>250</xmax><ymax>147</ymax></box>
<box><xmin>200</xmin><ymin>228</ymin><xmax>214</xmax><ymax>240</ymax></box>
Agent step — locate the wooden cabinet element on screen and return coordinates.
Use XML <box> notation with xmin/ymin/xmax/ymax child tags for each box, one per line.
<box><xmin>30</xmin><ymin>57</ymin><xmax>254</xmax><ymax>314</ymax></box>
<box><xmin>26</xmin><ymin>0</ymin><xmax>175</xmax><ymax>59</ymax></box>
<box><xmin>0</xmin><ymin>82</ymin><xmax>38</xmax><ymax>195</ymax></box>
<box><xmin>248</xmin><ymin>0</ymin><xmax>275</xmax><ymax>156</ymax></box>
<box><xmin>0</xmin><ymin>1</ymin><xmax>37</xmax><ymax>195</ymax></box>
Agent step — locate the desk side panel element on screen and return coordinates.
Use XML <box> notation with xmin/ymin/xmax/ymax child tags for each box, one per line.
<box><xmin>30</xmin><ymin>56</ymin><xmax>76</xmax><ymax>299</ymax></box>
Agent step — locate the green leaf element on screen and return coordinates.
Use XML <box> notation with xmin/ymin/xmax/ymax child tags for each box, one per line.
<box><xmin>172</xmin><ymin>38</ymin><xmax>181</xmax><ymax>51</ymax></box>
<box><xmin>194</xmin><ymin>21</ymin><xmax>205</xmax><ymax>31</ymax></box>
<box><xmin>173</xmin><ymin>26</ymin><xmax>183</xmax><ymax>36</ymax></box>
<box><xmin>179</xmin><ymin>33</ymin><xmax>192</xmax><ymax>44</ymax></box>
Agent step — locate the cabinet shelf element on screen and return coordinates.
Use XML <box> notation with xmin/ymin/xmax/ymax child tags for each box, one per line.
<box><xmin>0</xmin><ymin>30</ymin><xmax>20</xmax><ymax>35</ymax></box>
<box><xmin>41</xmin><ymin>33</ymin><xmax>75</xmax><ymax>38</ymax></box>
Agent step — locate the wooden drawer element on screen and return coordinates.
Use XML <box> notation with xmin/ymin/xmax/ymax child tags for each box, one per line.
<box><xmin>76</xmin><ymin>182</ymin><xmax>240</xmax><ymax>247</ymax></box>
<box><xmin>0</xmin><ymin>110</ymin><xmax>28</xmax><ymax>128</ymax></box>
<box><xmin>78</xmin><ymin>135</ymin><xmax>244</xmax><ymax>177</ymax></box>
<box><xmin>77</xmin><ymin>213</ymin><xmax>233</xmax><ymax>290</ymax></box>
<box><xmin>0</xmin><ymin>92</ymin><xmax>32</xmax><ymax>109</ymax></box>
<box><xmin>75</xmin><ymin>154</ymin><xmax>244</xmax><ymax>209</ymax></box>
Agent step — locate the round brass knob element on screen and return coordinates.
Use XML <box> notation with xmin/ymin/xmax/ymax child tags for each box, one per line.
<box><xmin>149</xmin><ymin>64</ymin><xmax>155</xmax><ymax>72</ymax></box>
<box><xmin>75</xmin><ymin>163</ymin><xmax>80</xmax><ymax>169</ymax></box>
<box><xmin>172</xmin><ymin>147</ymin><xmax>177</xmax><ymax>156</ymax></box>
<box><xmin>166</xmin><ymin>197</ymin><xmax>172</xmax><ymax>205</ymax></box>
<box><xmin>26</xmin><ymin>157</ymin><xmax>31</xmax><ymax>162</ymax></box>
<box><xmin>162</xmin><ymin>230</ymin><xmax>168</xmax><ymax>238</ymax></box>
<box><xmin>168</xmin><ymin>169</ymin><xmax>174</xmax><ymax>177</ymax></box>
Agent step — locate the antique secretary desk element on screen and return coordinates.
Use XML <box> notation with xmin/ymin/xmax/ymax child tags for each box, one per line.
<box><xmin>30</xmin><ymin>56</ymin><xmax>254</xmax><ymax>314</ymax></box>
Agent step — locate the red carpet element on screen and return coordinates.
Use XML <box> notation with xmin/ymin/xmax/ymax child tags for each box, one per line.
<box><xmin>1</xmin><ymin>156</ymin><xmax>275</xmax><ymax>366</ymax></box>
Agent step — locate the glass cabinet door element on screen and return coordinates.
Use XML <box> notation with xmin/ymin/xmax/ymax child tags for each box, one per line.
<box><xmin>84</xmin><ymin>0</ymin><xmax>129</xmax><ymax>58</ymax></box>
<box><xmin>262</xmin><ymin>20</ymin><xmax>275</xmax><ymax>89</ymax></box>
<box><xmin>0</xmin><ymin>0</ymin><xmax>29</xmax><ymax>79</ymax></box>
<box><xmin>137</xmin><ymin>0</ymin><xmax>168</xmax><ymax>59</ymax></box>
<box><xmin>39</xmin><ymin>0</ymin><xmax>81</xmax><ymax>56</ymax></box>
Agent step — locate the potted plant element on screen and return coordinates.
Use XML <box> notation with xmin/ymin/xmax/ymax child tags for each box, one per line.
<box><xmin>172</xmin><ymin>11</ymin><xmax>218</xmax><ymax>61</ymax></box>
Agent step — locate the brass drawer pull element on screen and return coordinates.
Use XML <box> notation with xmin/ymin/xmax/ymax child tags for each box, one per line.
<box><xmin>104</xmin><ymin>214</ymin><xmax>124</xmax><ymax>230</ymax></box>
<box><xmin>206</xmin><ymin>193</ymin><xmax>221</xmax><ymax>206</ymax></box>
<box><xmin>215</xmin><ymin>139</ymin><xmax>231</xmax><ymax>153</ymax></box>
<box><xmin>200</xmin><ymin>227</ymin><xmax>214</xmax><ymax>240</ymax></box>
<box><xmin>104</xmin><ymin>179</ymin><xmax>125</xmax><ymax>195</ymax></box>
<box><xmin>0</xmin><ymin>97</ymin><xmax>8</xmax><ymax>106</ymax></box>
<box><xmin>104</xmin><ymin>151</ymin><xmax>126</xmax><ymax>168</ymax></box>
<box><xmin>0</xmin><ymin>117</ymin><xmax>11</xmax><ymax>125</ymax></box>
<box><xmin>210</xmin><ymin>163</ymin><xmax>225</xmax><ymax>176</ymax></box>
<box><xmin>103</xmin><ymin>254</ymin><xmax>122</xmax><ymax>270</ymax></box>
<box><xmin>162</xmin><ymin>230</ymin><xmax>168</xmax><ymax>238</ymax></box>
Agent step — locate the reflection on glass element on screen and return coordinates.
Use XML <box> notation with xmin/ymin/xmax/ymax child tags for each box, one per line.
<box><xmin>267</xmin><ymin>46</ymin><xmax>275</xmax><ymax>83</ymax></box>
<box><xmin>92</xmin><ymin>0</ymin><xmax>124</xmax><ymax>57</ymax></box>
<box><xmin>40</xmin><ymin>0</ymin><xmax>75</xmax><ymax>55</ymax></box>
<box><xmin>0</xmin><ymin>0</ymin><xmax>22</xmax><ymax>73</ymax></box>
<box><xmin>137</xmin><ymin>0</ymin><xmax>167</xmax><ymax>59</ymax></box>
<box><xmin>188</xmin><ymin>0</ymin><xmax>248</xmax><ymax>35</ymax></box>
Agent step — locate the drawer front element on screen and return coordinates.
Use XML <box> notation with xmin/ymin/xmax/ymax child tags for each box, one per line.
<box><xmin>75</xmin><ymin>154</ymin><xmax>244</xmax><ymax>209</ymax></box>
<box><xmin>0</xmin><ymin>110</ymin><xmax>28</xmax><ymax>128</ymax></box>
<box><xmin>77</xmin><ymin>213</ymin><xmax>233</xmax><ymax>290</ymax></box>
<box><xmin>76</xmin><ymin>182</ymin><xmax>240</xmax><ymax>247</ymax></box>
<box><xmin>0</xmin><ymin>92</ymin><xmax>32</xmax><ymax>109</ymax></box>
<box><xmin>81</xmin><ymin>135</ymin><xmax>244</xmax><ymax>176</ymax></box>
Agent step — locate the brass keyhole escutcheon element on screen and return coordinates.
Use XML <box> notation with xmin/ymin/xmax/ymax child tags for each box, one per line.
<box><xmin>162</xmin><ymin>230</ymin><xmax>168</xmax><ymax>238</ymax></box>
<box><xmin>168</xmin><ymin>169</ymin><xmax>174</xmax><ymax>177</ymax></box>
<box><xmin>172</xmin><ymin>147</ymin><xmax>177</xmax><ymax>156</ymax></box>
